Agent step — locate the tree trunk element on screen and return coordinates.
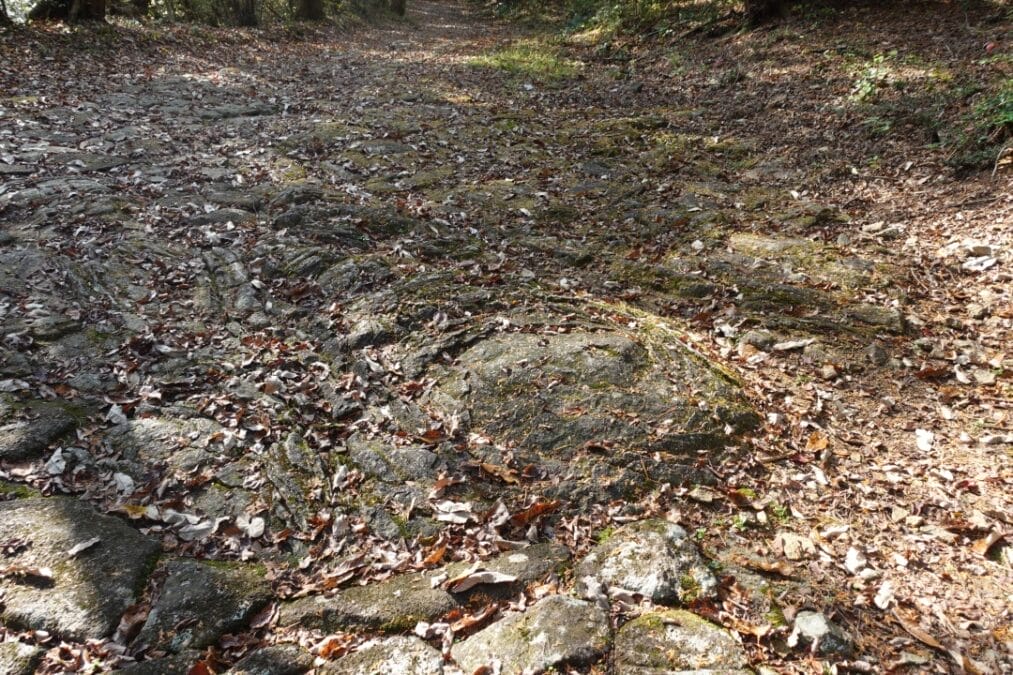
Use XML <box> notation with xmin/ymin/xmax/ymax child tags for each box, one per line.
<box><xmin>230</xmin><ymin>0</ymin><xmax>256</xmax><ymax>25</ymax></box>
<box><xmin>29</xmin><ymin>0</ymin><xmax>105</xmax><ymax>21</ymax></box>
<box><xmin>0</xmin><ymin>0</ymin><xmax>11</xmax><ymax>25</ymax></box>
<box><xmin>744</xmin><ymin>0</ymin><xmax>784</xmax><ymax>25</ymax></box>
<box><xmin>389</xmin><ymin>0</ymin><xmax>405</xmax><ymax>16</ymax></box>
<box><xmin>295</xmin><ymin>0</ymin><xmax>323</xmax><ymax>21</ymax></box>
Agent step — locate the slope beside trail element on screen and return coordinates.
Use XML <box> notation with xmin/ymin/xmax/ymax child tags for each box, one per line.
<box><xmin>0</xmin><ymin>1</ymin><xmax>1010</xmax><ymax>673</ymax></box>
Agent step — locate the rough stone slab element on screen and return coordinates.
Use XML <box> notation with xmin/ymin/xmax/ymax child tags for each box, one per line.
<box><xmin>0</xmin><ymin>404</ymin><xmax>76</xmax><ymax>461</ymax></box>
<box><xmin>451</xmin><ymin>595</ymin><xmax>609</xmax><ymax>675</ymax></box>
<box><xmin>280</xmin><ymin>542</ymin><xmax>568</xmax><ymax>632</ymax></box>
<box><xmin>0</xmin><ymin>641</ymin><xmax>45</xmax><ymax>675</ymax></box>
<box><xmin>0</xmin><ymin>497</ymin><xmax>160</xmax><ymax>641</ymax></box>
<box><xmin>418</xmin><ymin>327</ymin><xmax>757</xmax><ymax>507</ymax></box>
<box><xmin>574</xmin><ymin>519</ymin><xmax>716</xmax><ymax>604</ymax></box>
<box><xmin>111</xmin><ymin>651</ymin><xmax>202</xmax><ymax>675</ymax></box>
<box><xmin>788</xmin><ymin>610</ymin><xmax>854</xmax><ymax>657</ymax></box>
<box><xmin>279</xmin><ymin>567</ymin><xmax>455</xmax><ymax>633</ymax></box>
<box><xmin>0</xmin><ymin>164</ymin><xmax>36</xmax><ymax>175</ymax></box>
<box><xmin>135</xmin><ymin>560</ymin><xmax>271</xmax><ymax>653</ymax></box>
<box><xmin>323</xmin><ymin>636</ymin><xmax>443</xmax><ymax>675</ymax></box>
<box><xmin>614</xmin><ymin>609</ymin><xmax>749</xmax><ymax>674</ymax></box>
<box><xmin>425</xmin><ymin>331</ymin><xmax>756</xmax><ymax>459</ymax></box>
<box><xmin>228</xmin><ymin>645</ymin><xmax>314</xmax><ymax>674</ymax></box>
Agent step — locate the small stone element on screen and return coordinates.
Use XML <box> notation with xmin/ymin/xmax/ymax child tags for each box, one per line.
<box><xmin>820</xmin><ymin>364</ymin><xmax>839</xmax><ymax>380</ymax></box>
<box><xmin>962</xmin><ymin>256</ymin><xmax>998</xmax><ymax>272</ymax></box>
<box><xmin>788</xmin><ymin>610</ymin><xmax>854</xmax><ymax>656</ymax></box>
<box><xmin>963</xmin><ymin>241</ymin><xmax>993</xmax><ymax>257</ymax></box>
<box><xmin>844</xmin><ymin>547</ymin><xmax>867</xmax><ymax>575</ymax></box>
<box><xmin>0</xmin><ymin>641</ymin><xmax>45</xmax><ymax>675</ymax></box>
<box><xmin>740</xmin><ymin>330</ymin><xmax>776</xmax><ymax>351</ymax></box>
<box><xmin>574</xmin><ymin>519</ymin><xmax>716</xmax><ymax>604</ymax></box>
<box><xmin>776</xmin><ymin>532</ymin><xmax>815</xmax><ymax>561</ymax></box>
<box><xmin>451</xmin><ymin>595</ymin><xmax>609</xmax><ymax>675</ymax></box>
<box><xmin>973</xmin><ymin>369</ymin><xmax>996</xmax><ymax>386</ymax></box>
<box><xmin>966</xmin><ymin>303</ymin><xmax>989</xmax><ymax>320</ymax></box>
<box><xmin>135</xmin><ymin>560</ymin><xmax>271</xmax><ymax>653</ymax></box>
<box><xmin>324</xmin><ymin>636</ymin><xmax>442</xmax><ymax>675</ymax></box>
<box><xmin>614</xmin><ymin>609</ymin><xmax>749</xmax><ymax>674</ymax></box>
<box><xmin>876</xmin><ymin>225</ymin><xmax>905</xmax><ymax>240</ymax></box>
<box><xmin>865</xmin><ymin>342</ymin><xmax>890</xmax><ymax>366</ymax></box>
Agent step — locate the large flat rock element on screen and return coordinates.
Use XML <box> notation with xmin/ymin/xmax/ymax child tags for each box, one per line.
<box><xmin>575</xmin><ymin>519</ymin><xmax>716</xmax><ymax>604</ymax></box>
<box><xmin>135</xmin><ymin>560</ymin><xmax>272</xmax><ymax>653</ymax></box>
<box><xmin>229</xmin><ymin>645</ymin><xmax>314</xmax><ymax>675</ymax></box>
<box><xmin>0</xmin><ymin>403</ymin><xmax>77</xmax><ymax>461</ymax></box>
<box><xmin>0</xmin><ymin>497</ymin><xmax>160</xmax><ymax>641</ymax></box>
<box><xmin>323</xmin><ymin>636</ymin><xmax>443</xmax><ymax>675</ymax></box>
<box><xmin>427</xmin><ymin>330</ymin><xmax>754</xmax><ymax>457</ymax></box>
<box><xmin>614</xmin><ymin>609</ymin><xmax>750</xmax><ymax>674</ymax></box>
<box><xmin>281</xmin><ymin>542</ymin><xmax>568</xmax><ymax>632</ymax></box>
<box><xmin>111</xmin><ymin>651</ymin><xmax>202</xmax><ymax>675</ymax></box>
<box><xmin>451</xmin><ymin>595</ymin><xmax>609</xmax><ymax>675</ymax></box>
<box><xmin>422</xmin><ymin>327</ymin><xmax>757</xmax><ymax>503</ymax></box>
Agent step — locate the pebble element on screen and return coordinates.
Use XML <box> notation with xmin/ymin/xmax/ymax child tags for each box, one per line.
<box><xmin>788</xmin><ymin>610</ymin><xmax>854</xmax><ymax>656</ymax></box>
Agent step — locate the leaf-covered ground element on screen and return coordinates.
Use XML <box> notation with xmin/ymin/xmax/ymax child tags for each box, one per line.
<box><xmin>0</xmin><ymin>1</ymin><xmax>1010</xmax><ymax>673</ymax></box>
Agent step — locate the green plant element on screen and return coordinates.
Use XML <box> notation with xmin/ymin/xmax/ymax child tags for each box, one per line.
<box><xmin>595</xmin><ymin>526</ymin><xmax>616</xmax><ymax>543</ymax></box>
<box><xmin>469</xmin><ymin>40</ymin><xmax>581</xmax><ymax>81</ymax></box>
<box><xmin>861</xmin><ymin>115</ymin><xmax>893</xmax><ymax>137</ymax></box>
<box><xmin>947</xmin><ymin>78</ymin><xmax>1013</xmax><ymax>170</ymax></box>
<box><xmin>850</xmin><ymin>50</ymin><xmax>897</xmax><ymax>103</ymax></box>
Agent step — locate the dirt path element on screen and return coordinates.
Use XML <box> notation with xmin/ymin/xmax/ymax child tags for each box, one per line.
<box><xmin>0</xmin><ymin>2</ymin><xmax>1010</xmax><ymax>673</ymax></box>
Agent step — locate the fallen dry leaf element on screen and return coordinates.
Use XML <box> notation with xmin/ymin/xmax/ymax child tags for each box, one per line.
<box><xmin>449</xmin><ymin>604</ymin><xmax>498</xmax><ymax>634</ymax></box>
<box><xmin>422</xmin><ymin>543</ymin><xmax>448</xmax><ymax>566</ymax></box>
<box><xmin>970</xmin><ymin>529</ymin><xmax>1005</xmax><ymax>557</ymax></box>
<box><xmin>804</xmin><ymin>431</ymin><xmax>829</xmax><ymax>452</ymax></box>
<box><xmin>66</xmin><ymin>537</ymin><xmax>101</xmax><ymax>558</ymax></box>
<box><xmin>480</xmin><ymin>462</ymin><xmax>520</xmax><ymax>485</ymax></box>
<box><xmin>0</xmin><ymin>564</ymin><xmax>54</xmax><ymax>581</ymax></box>
<box><xmin>509</xmin><ymin>499</ymin><xmax>561</xmax><ymax>527</ymax></box>
<box><xmin>432</xmin><ymin>500</ymin><xmax>477</xmax><ymax>524</ymax></box>
<box><xmin>444</xmin><ymin>565</ymin><xmax>518</xmax><ymax>593</ymax></box>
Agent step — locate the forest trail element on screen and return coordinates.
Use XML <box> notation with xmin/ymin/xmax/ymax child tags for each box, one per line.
<box><xmin>1</xmin><ymin>1</ymin><xmax>1010</xmax><ymax>672</ymax></box>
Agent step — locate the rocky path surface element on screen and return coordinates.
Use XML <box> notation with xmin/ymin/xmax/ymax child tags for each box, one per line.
<box><xmin>1</xmin><ymin>2</ymin><xmax>1011</xmax><ymax>673</ymax></box>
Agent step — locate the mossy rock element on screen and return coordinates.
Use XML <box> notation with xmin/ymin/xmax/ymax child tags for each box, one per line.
<box><xmin>134</xmin><ymin>559</ymin><xmax>271</xmax><ymax>654</ymax></box>
<box><xmin>614</xmin><ymin>609</ymin><xmax>749</xmax><ymax>673</ymax></box>
<box><xmin>279</xmin><ymin>543</ymin><xmax>569</xmax><ymax>632</ymax></box>
<box><xmin>0</xmin><ymin>642</ymin><xmax>44</xmax><ymax>675</ymax></box>
<box><xmin>451</xmin><ymin>595</ymin><xmax>609</xmax><ymax>675</ymax></box>
<box><xmin>574</xmin><ymin>519</ymin><xmax>716</xmax><ymax>605</ymax></box>
<box><xmin>323</xmin><ymin>636</ymin><xmax>442</xmax><ymax>675</ymax></box>
<box><xmin>0</xmin><ymin>497</ymin><xmax>160</xmax><ymax>641</ymax></box>
<box><xmin>424</xmin><ymin>327</ymin><xmax>755</xmax><ymax>464</ymax></box>
<box><xmin>0</xmin><ymin>402</ymin><xmax>78</xmax><ymax>462</ymax></box>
